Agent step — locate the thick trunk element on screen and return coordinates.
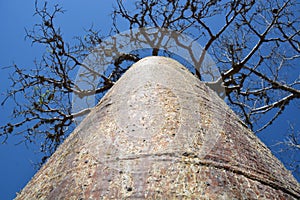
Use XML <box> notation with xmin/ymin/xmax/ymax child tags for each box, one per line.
<box><xmin>16</xmin><ymin>56</ymin><xmax>300</xmax><ymax>199</ymax></box>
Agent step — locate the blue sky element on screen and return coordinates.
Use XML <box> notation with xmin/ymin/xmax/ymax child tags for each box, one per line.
<box><xmin>0</xmin><ymin>1</ymin><xmax>299</xmax><ymax>199</ymax></box>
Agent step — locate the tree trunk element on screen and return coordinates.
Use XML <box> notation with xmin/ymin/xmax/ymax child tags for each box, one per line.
<box><xmin>16</xmin><ymin>56</ymin><xmax>300</xmax><ymax>199</ymax></box>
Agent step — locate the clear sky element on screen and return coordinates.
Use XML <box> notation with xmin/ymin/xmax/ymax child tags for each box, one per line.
<box><xmin>0</xmin><ymin>1</ymin><xmax>299</xmax><ymax>199</ymax></box>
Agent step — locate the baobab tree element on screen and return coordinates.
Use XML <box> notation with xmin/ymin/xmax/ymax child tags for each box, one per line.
<box><xmin>1</xmin><ymin>0</ymin><xmax>299</xmax><ymax>171</ymax></box>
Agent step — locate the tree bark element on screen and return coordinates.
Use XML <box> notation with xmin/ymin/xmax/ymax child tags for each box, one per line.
<box><xmin>16</xmin><ymin>56</ymin><xmax>300</xmax><ymax>199</ymax></box>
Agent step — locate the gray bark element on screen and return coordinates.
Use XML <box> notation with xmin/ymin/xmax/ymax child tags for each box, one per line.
<box><xmin>16</xmin><ymin>56</ymin><xmax>300</xmax><ymax>199</ymax></box>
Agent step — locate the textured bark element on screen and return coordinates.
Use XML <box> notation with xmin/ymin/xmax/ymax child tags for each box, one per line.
<box><xmin>16</xmin><ymin>56</ymin><xmax>300</xmax><ymax>199</ymax></box>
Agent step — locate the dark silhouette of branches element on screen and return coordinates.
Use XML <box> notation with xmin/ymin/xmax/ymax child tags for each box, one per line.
<box><xmin>113</xmin><ymin>0</ymin><xmax>300</xmax><ymax>132</ymax></box>
<box><xmin>1</xmin><ymin>1</ymin><xmax>116</xmax><ymax>158</ymax></box>
<box><xmin>1</xmin><ymin>0</ymin><xmax>300</xmax><ymax>161</ymax></box>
